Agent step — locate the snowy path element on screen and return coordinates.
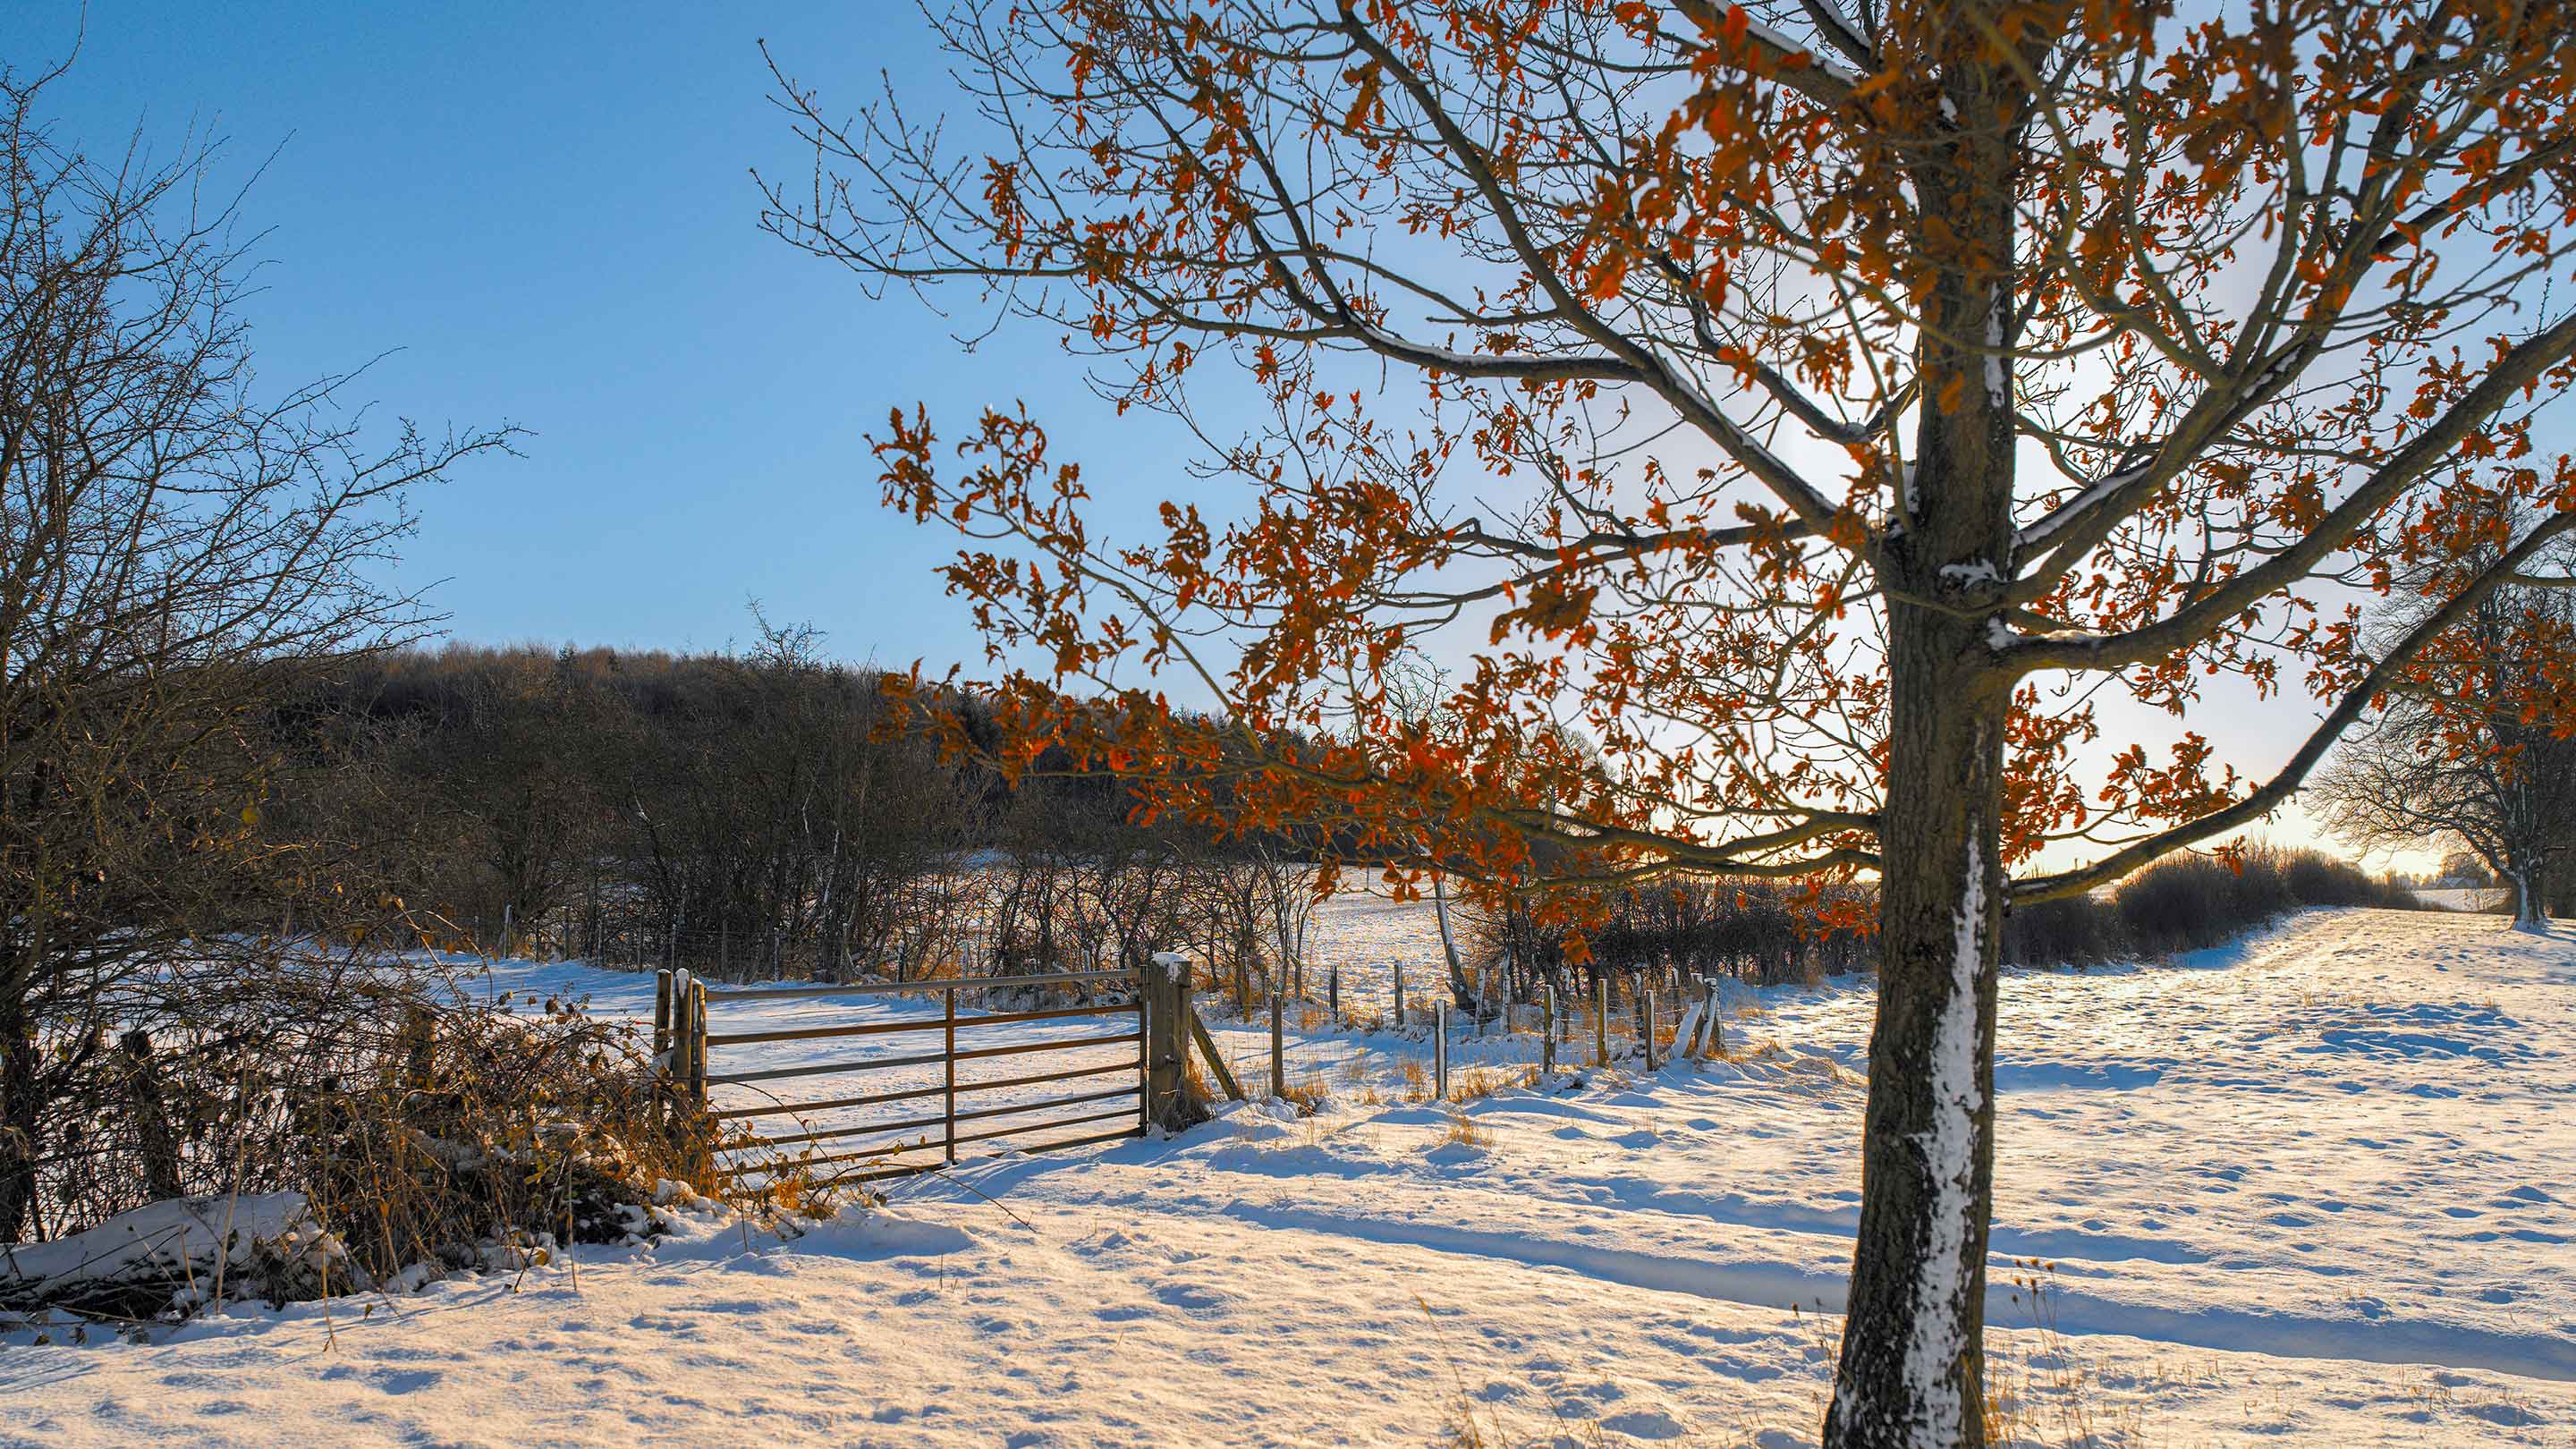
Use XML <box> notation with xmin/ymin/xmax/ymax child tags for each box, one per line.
<box><xmin>4</xmin><ymin>909</ymin><xmax>2572</xmax><ymax>1445</ymax></box>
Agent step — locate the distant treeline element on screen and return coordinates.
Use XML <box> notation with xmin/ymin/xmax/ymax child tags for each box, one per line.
<box><xmin>274</xmin><ymin>639</ymin><xmax>2428</xmax><ymax>990</ymax></box>
<box><xmin>278</xmin><ymin>631</ymin><xmax>1225</xmax><ymax>979</ymax></box>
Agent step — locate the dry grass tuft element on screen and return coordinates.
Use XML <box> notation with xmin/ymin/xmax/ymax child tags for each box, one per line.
<box><xmin>1279</xmin><ymin>1073</ymin><xmax>1331</xmax><ymax>1115</ymax></box>
<box><xmin>1448</xmin><ymin>1066</ymin><xmax>1504</xmax><ymax>1103</ymax></box>
<box><xmin>1981</xmin><ymin>1258</ymin><xmax>2148</xmax><ymax>1448</ymax></box>
<box><xmin>1438</xmin><ymin>1110</ymin><xmax>1490</xmax><ymax>1150</ymax></box>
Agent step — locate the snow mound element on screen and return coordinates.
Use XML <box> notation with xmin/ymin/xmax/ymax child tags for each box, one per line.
<box><xmin>1</xmin><ymin>1193</ymin><xmax>343</xmax><ymax>1318</ymax></box>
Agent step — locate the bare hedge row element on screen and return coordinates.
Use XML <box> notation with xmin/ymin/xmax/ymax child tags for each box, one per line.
<box><xmin>1474</xmin><ymin>845</ymin><xmax>2422</xmax><ymax>992</ymax></box>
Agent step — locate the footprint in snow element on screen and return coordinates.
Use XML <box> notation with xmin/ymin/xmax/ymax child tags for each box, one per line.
<box><xmin>1152</xmin><ymin>1282</ymin><xmax>1233</xmax><ymax>1315</ymax></box>
<box><xmin>1599</xmin><ymin>1408</ymin><xmax>1689</xmax><ymax>1439</ymax></box>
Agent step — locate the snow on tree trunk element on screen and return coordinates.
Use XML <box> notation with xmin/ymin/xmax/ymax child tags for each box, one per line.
<box><xmin>1827</xmin><ymin>606</ymin><xmax>2006</xmax><ymax>1449</ymax></box>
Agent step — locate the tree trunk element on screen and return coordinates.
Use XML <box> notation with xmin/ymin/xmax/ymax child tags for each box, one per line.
<box><xmin>1432</xmin><ymin>874</ymin><xmax>1475</xmax><ymax>1011</ymax></box>
<box><xmin>2508</xmin><ymin>866</ymin><xmax>2543</xmax><ymax>926</ymax></box>
<box><xmin>0</xmin><ymin>1012</ymin><xmax>37</xmax><ymax>1241</ymax></box>
<box><xmin>1825</xmin><ymin>614</ymin><xmax>2009</xmax><ymax>1442</ymax></box>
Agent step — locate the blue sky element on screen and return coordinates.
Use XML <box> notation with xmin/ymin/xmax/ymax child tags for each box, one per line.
<box><xmin>0</xmin><ymin>2</ymin><xmax>1192</xmax><ymax>669</ymax></box>
<box><xmin>2</xmin><ymin>4</ymin><xmax>2436</xmax><ymax>870</ymax></box>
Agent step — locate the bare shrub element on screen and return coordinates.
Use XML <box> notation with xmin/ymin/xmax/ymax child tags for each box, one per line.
<box><xmin>5</xmin><ymin>957</ymin><xmax>712</xmax><ymax>1318</ymax></box>
<box><xmin>1482</xmin><ymin>847</ymin><xmax>2417</xmax><ymax>983</ymax></box>
<box><xmin>2110</xmin><ymin>845</ymin><xmax>2416</xmax><ymax>960</ymax></box>
<box><xmin>0</xmin><ymin>62</ymin><xmax>510</xmax><ymax>1242</ymax></box>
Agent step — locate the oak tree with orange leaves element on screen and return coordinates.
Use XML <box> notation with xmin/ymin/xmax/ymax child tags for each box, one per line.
<box><xmin>762</xmin><ymin>1</ymin><xmax>2576</xmax><ymax>1442</ymax></box>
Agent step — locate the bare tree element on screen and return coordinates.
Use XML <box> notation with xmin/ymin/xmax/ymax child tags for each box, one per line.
<box><xmin>2317</xmin><ymin>513</ymin><xmax>2576</xmax><ymax>925</ymax></box>
<box><xmin>0</xmin><ymin>65</ymin><xmax>511</xmax><ymax>1238</ymax></box>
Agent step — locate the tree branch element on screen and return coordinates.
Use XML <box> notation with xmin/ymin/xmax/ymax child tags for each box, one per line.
<box><xmin>2011</xmin><ymin>508</ymin><xmax>2576</xmax><ymax>902</ymax></box>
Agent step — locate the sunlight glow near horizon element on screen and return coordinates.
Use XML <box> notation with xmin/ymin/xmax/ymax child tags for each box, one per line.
<box><xmin>0</xmin><ymin>2</ymin><xmax>2449</xmax><ymax>877</ymax></box>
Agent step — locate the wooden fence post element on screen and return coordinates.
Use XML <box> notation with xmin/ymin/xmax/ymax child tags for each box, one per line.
<box><xmin>1138</xmin><ymin>979</ymin><xmax>1153</xmax><ymax>1135</ymax></box>
<box><xmin>649</xmin><ymin>970</ymin><xmax>674</xmax><ymax>1129</ymax></box>
<box><xmin>1435</xmin><ymin>1001</ymin><xmax>1448</xmax><ymax>1100</ymax></box>
<box><xmin>1327</xmin><ymin>965</ymin><xmax>1339</xmax><ymax>1022</ymax></box>
<box><xmin>1641</xmin><ymin>988</ymin><xmax>1657</xmax><ymax>1072</ymax></box>
<box><xmin>652</xmin><ymin>969</ymin><xmax>674</xmax><ymax>1057</ymax></box>
<box><xmin>1594</xmin><ymin>975</ymin><xmax>1610</xmax><ymax>1067</ymax></box>
<box><xmin>1175</xmin><ymin>967</ymin><xmax>1200</xmax><ymax>1118</ymax></box>
<box><xmin>1541</xmin><ymin>987</ymin><xmax>1555</xmax><ymax>1075</ymax></box>
<box><xmin>671</xmin><ymin>974</ymin><xmax>710</xmax><ymax>1189</ymax></box>
<box><xmin>672</xmin><ymin>974</ymin><xmax>688</xmax><ymax>1099</ymax></box>
<box><xmin>944</xmin><ymin>986</ymin><xmax>959</xmax><ymax>1164</ymax></box>
<box><xmin>1682</xmin><ymin>974</ymin><xmax>1716</xmax><ymax>1061</ymax></box>
<box><xmin>1394</xmin><ymin>962</ymin><xmax>1405</xmax><ymax>1030</ymax></box>
<box><xmin>1187</xmin><ymin>1004</ymin><xmax>1245</xmax><ymax>1102</ymax></box>
<box><xmin>1269</xmin><ymin>987</ymin><xmax>1285</xmax><ymax>1100</ymax></box>
<box><xmin>1140</xmin><ymin>953</ymin><xmax>1203</xmax><ymax>1131</ymax></box>
<box><xmin>688</xmin><ymin>979</ymin><xmax>708</xmax><ymax>1109</ymax></box>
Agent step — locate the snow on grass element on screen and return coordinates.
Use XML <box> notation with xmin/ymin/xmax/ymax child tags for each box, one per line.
<box><xmin>4</xmin><ymin>909</ymin><xmax>2572</xmax><ymax>1445</ymax></box>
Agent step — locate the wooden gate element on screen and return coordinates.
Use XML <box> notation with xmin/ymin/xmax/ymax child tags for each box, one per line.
<box><xmin>657</xmin><ymin>967</ymin><xmax>1165</xmax><ymax>1187</ymax></box>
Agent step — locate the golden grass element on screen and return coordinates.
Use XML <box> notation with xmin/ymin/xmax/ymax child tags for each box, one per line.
<box><xmin>1441</xmin><ymin>1064</ymin><xmax>1542</xmax><ymax>1105</ymax></box>
<box><xmin>1438</xmin><ymin>1110</ymin><xmax>1490</xmax><ymax>1149</ymax></box>
<box><xmin>1980</xmin><ymin>1258</ymin><xmax>2148</xmax><ymax>1448</ymax></box>
<box><xmin>1279</xmin><ymin>1072</ymin><xmax>1331</xmax><ymax>1115</ymax></box>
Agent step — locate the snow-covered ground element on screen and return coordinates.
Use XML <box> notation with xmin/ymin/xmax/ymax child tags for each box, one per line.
<box><xmin>5</xmin><ymin>908</ymin><xmax>2571</xmax><ymax>1446</ymax></box>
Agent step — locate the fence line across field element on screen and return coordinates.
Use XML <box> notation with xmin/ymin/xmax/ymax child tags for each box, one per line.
<box><xmin>648</xmin><ymin>952</ymin><xmax>1731</xmax><ymax>1192</ymax></box>
<box><xmin>1187</xmin><ymin>955</ymin><xmax>1737</xmax><ymax>1105</ymax></box>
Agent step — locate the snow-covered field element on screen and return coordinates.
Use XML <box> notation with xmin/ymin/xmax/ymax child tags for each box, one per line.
<box><xmin>5</xmin><ymin>908</ymin><xmax>2571</xmax><ymax>1446</ymax></box>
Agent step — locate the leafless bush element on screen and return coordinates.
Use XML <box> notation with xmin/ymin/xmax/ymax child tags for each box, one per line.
<box><xmin>8</xmin><ymin>951</ymin><xmax>713</xmax><ymax>1318</ymax></box>
<box><xmin>1479</xmin><ymin>880</ymin><xmax>1876</xmax><ymax>996</ymax></box>
<box><xmin>2102</xmin><ymin>845</ymin><xmax>2418</xmax><ymax>960</ymax></box>
<box><xmin>1477</xmin><ymin>848</ymin><xmax>2416</xmax><ymax>988</ymax></box>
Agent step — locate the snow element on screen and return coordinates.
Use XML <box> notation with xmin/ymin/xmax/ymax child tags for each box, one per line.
<box><xmin>2015</xmin><ymin>461</ymin><xmax>2160</xmax><ymax>553</ymax></box>
<box><xmin>5</xmin><ymin>908</ymin><xmax>2573</xmax><ymax>1445</ymax></box>
<box><xmin>1</xmin><ymin>1194</ymin><xmax>319</xmax><ymax>1301</ymax></box>
<box><xmin>1740</xmin><ymin>16</ymin><xmax>1865</xmax><ymax>87</ymax></box>
<box><xmin>1988</xmin><ymin>615</ymin><xmax>2114</xmax><ymax>653</ymax></box>
<box><xmin>1985</xmin><ymin>292</ymin><xmax>2010</xmax><ymax>409</ymax></box>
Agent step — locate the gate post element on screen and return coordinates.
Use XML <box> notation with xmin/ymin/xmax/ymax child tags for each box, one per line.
<box><xmin>1142</xmin><ymin>953</ymin><xmax>1206</xmax><ymax>1132</ymax></box>
<box><xmin>688</xmin><ymin>978</ymin><xmax>709</xmax><ymax>1108</ymax></box>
